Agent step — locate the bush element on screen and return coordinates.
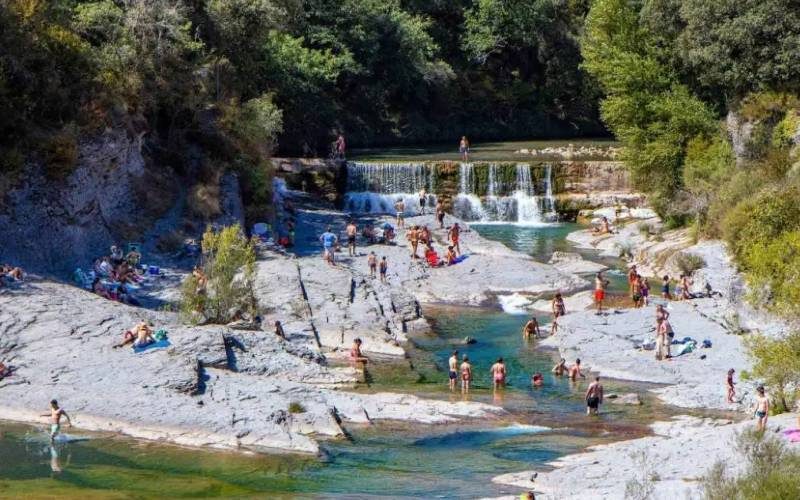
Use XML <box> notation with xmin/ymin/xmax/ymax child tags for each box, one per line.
<box><xmin>743</xmin><ymin>330</ymin><xmax>800</xmax><ymax>413</ymax></box>
<box><xmin>674</xmin><ymin>252</ymin><xmax>706</xmax><ymax>276</ymax></box>
<box><xmin>703</xmin><ymin>429</ymin><xmax>800</xmax><ymax>500</ymax></box>
<box><xmin>180</xmin><ymin>224</ymin><xmax>256</xmax><ymax>324</ymax></box>
<box><xmin>722</xmin><ymin>186</ymin><xmax>800</xmax><ymax>263</ymax></box>
<box><xmin>743</xmin><ymin>231</ymin><xmax>800</xmax><ymax>317</ymax></box>
<box><xmin>771</xmin><ymin>111</ymin><xmax>800</xmax><ymax>149</ymax></box>
<box><xmin>288</xmin><ymin>402</ymin><xmax>306</xmax><ymax>414</ymax></box>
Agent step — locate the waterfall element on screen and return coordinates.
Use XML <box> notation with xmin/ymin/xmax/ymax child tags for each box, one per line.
<box><xmin>454</xmin><ymin>163</ymin><xmax>485</xmax><ymax>221</ymax></box>
<box><xmin>453</xmin><ymin>162</ymin><xmax>557</xmax><ymax>225</ymax></box>
<box><xmin>342</xmin><ymin>160</ymin><xmax>557</xmax><ymax>224</ymax></box>
<box><xmin>344</xmin><ymin>162</ymin><xmax>437</xmax><ymax>215</ymax></box>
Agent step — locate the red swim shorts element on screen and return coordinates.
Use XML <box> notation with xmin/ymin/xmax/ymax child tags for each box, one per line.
<box><xmin>594</xmin><ymin>289</ymin><xmax>605</xmax><ymax>301</ymax></box>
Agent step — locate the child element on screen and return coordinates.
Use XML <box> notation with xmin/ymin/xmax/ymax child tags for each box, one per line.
<box><xmin>726</xmin><ymin>369</ymin><xmax>736</xmax><ymax>403</ymax></box>
<box><xmin>379</xmin><ymin>256</ymin><xmax>388</xmax><ymax>284</ymax></box>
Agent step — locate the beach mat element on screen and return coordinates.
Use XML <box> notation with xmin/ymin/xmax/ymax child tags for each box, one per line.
<box><xmin>133</xmin><ymin>339</ymin><xmax>171</xmax><ymax>353</ymax></box>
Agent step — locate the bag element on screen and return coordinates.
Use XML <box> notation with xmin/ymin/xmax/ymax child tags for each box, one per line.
<box><xmin>154</xmin><ymin>329</ymin><xmax>168</xmax><ymax>341</ymax></box>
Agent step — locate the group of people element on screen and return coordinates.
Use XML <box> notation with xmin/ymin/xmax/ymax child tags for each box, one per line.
<box><xmin>0</xmin><ymin>263</ymin><xmax>24</xmax><ymax>287</ymax></box>
<box><xmin>90</xmin><ymin>245</ymin><xmax>143</xmax><ymax>305</ymax></box>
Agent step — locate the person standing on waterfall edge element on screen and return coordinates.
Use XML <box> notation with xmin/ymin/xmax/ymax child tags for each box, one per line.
<box><xmin>459</xmin><ymin>136</ymin><xmax>470</xmax><ymax>162</ymax></box>
<box><xmin>335</xmin><ymin>134</ymin><xmax>346</xmax><ymax>159</ymax></box>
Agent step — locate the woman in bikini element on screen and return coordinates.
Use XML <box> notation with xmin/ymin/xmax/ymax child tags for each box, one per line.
<box><xmin>460</xmin><ymin>355</ymin><xmax>472</xmax><ymax>393</ymax></box>
<box><xmin>551</xmin><ymin>293</ymin><xmax>566</xmax><ymax>335</ymax></box>
<box><xmin>490</xmin><ymin>358</ymin><xmax>507</xmax><ymax>391</ymax></box>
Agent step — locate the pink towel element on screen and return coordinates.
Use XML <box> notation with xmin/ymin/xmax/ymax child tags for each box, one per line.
<box><xmin>781</xmin><ymin>429</ymin><xmax>800</xmax><ymax>442</ymax></box>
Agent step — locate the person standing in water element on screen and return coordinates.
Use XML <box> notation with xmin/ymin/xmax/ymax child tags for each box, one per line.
<box><xmin>448</xmin><ymin>223</ymin><xmax>461</xmax><ymax>255</ymax></box>
<box><xmin>551</xmin><ymin>358</ymin><xmax>567</xmax><ymax>376</ymax></box>
<box><xmin>395</xmin><ymin>198</ymin><xmax>405</xmax><ymax>229</ymax></box>
<box><xmin>459</xmin><ymin>136</ymin><xmax>470</xmax><ymax>162</ymax></box>
<box><xmin>448</xmin><ymin>351</ymin><xmax>459</xmax><ymax>391</ymax></box>
<box><xmin>491</xmin><ymin>358</ymin><xmax>507</xmax><ymax>390</ymax></box>
<box><xmin>523</xmin><ymin>316</ymin><xmax>541</xmax><ymax>339</ymax></box>
<box><xmin>42</xmin><ymin>400</ymin><xmax>71</xmax><ymax>442</ymax></box>
<box><xmin>418</xmin><ymin>189</ymin><xmax>427</xmax><ymax>215</ymax></box>
<box><xmin>594</xmin><ymin>271</ymin><xmax>609</xmax><ymax>315</ymax></box>
<box><xmin>569</xmin><ymin>359</ymin><xmax>585</xmax><ymax>381</ymax></box>
<box><xmin>585</xmin><ymin>376</ymin><xmax>604</xmax><ymax>415</ymax></box>
<box><xmin>436</xmin><ymin>201</ymin><xmax>446</xmax><ymax>229</ymax></box>
<box><xmin>460</xmin><ymin>355</ymin><xmax>472</xmax><ymax>393</ymax></box>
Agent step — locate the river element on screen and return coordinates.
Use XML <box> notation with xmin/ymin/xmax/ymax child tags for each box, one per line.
<box><xmin>0</xmin><ymin>223</ymin><xmax>676</xmax><ymax>499</ymax></box>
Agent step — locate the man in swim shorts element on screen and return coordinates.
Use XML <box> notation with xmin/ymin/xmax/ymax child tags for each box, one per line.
<box><xmin>585</xmin><ymin>376</ymin><xmax>603</xmax><ymax>415</ymax></box>
<box><xmin>345</xmin><ymin>220</ymin><xmax>357</xmax><ymax>257</ymax></box>
<box><xmin>395</xmin><ymin>199</ymin><xmax>405</xmax><ymax>228</ymax></box>
<box><xmin>594</xmin><ymin>271</ymin><xmax>608</xmax><ymax>314</ymax></box>
<box><xmin>42</xmin><ymin>399</ymin><xmax>71</xmax><ymax>442</ymax></box>
<box><xmin>448</xmin><ymin>350</ymin><xmax>459</xmax><ymax>391</ymax></box>
<box><xmin>435</xmin><ymin>201</ymin><xmax>445</xmax><ymax>229</ymax></box>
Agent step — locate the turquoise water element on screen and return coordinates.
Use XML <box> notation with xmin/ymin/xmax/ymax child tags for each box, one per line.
<box><xmin>0</xmin><ymin>224</ymin><xmax>665</xmax><ymax>498</ymax></box>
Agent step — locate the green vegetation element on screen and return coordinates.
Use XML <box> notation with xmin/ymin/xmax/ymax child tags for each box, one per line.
<box><xmin>288</xmin><ymin>402</ymin><xmax>306</xmax><ymax>414</ymax></box>
<box><xmin>581</xmin><ymin>0</ymin><xmax>800</xmax><ymax>318</ymax></box>
<box><xmin>703</xmin><ymin>429</ymin><xmax>800</xmax><ymax>500</ymax></box>
<box><xmin>742</xmin><ymin>331</ymin><xmax>800</xmax><ymax>413</ymax></box>
<box><xmin>181</xmin><ymin>224</ymin><xmax>256</xmax><ymax>324</ymax></box>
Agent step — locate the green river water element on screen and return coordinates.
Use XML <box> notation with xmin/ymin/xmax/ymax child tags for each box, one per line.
<box><xmin>0</xmin><ymin>224</ymin><xmax>675</xmax><ymax>499</ymax></box>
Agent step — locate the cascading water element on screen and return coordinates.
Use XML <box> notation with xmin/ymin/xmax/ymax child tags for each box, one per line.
<box><xmin>453</xmin><ymin>162</ymin><xmax>557</xmax><ymax>224</ymax></box>
<box><xmin>344</xmin><ymin>162</ymin><xmax>437</xmax><ymax>215</ymax></box>
<box><xmin>343</xmin><ymin>161</ymin><xmax>556</xmax><ymax>224</ymax></box>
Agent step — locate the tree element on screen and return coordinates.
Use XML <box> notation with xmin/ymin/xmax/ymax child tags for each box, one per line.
<box><xmin>181</xmin><ymin>224</ymin><xmax>257</xmax><ymax>324</ymax></box>
<box><xmin>743</xmin><ymin>330</ymin><xmax>800</xmax><ymax>413</ymax></box>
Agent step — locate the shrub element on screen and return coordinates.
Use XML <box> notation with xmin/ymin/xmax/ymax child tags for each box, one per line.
<box><xmin>180</xmin><ymin>224</ymin><xmax>256</xmax><ymax>324</ymax></box>
<box><xmin>637</xmin><ymin>222</ymin><xmax>652</xmax><ymax>238</ymax></box>
<box><xmin>771</xmin><ymin>111</ymin><xmax>800</xmax><ymax>149</ymax></box>
<box><xmin>703</xmin><ymin>429</ymin><xmax>800</xmax><ymax>500</ymax></box>
<box><xmin>288</xmin><ymin>402</ymin><xmax>306</xmax><ymax>414</ymax></box>
<box><xmin>674</xmin><ymin>252</ymin><xmax>706</xmax><ymax>276</ymax></box>
<box><xmin>742</xmin><ymin>330</ymin><xmax>800</xmax><ymax>413</ymax></box>
<box><xmin>742</xmin><ymin>231</ymin><xmax>800</xmax><ymax>316</ymax></box>
<box><xmin>722</xmin><ymin>186</ymin><xmax>800</xmax><ymax>263</ymax></box>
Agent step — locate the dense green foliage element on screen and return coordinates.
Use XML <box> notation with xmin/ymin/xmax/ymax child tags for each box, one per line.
<box><xmin>181</xmin><ymin>224</ymin><xmax>256</xmax><ymax>324</ymax></box>
<box><xmin>704</xmin><ymin>429</ymin><xmax>800</xmax><ymax>500</ymax></box>
<box><xmin>0</xmin><ymin>0</ymin><xmax>604</xmax><ymax>165</ymax></box>
<box><xmin>582</xmin><ymin>0</ymin><xmax>800</xmax><ymax>316</ymax></box>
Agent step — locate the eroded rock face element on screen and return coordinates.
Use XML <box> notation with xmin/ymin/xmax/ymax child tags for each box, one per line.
<box><xmin>0</xmin><ymin>130</ymin><xmax>153</xmax><ymax>275</ymax></box>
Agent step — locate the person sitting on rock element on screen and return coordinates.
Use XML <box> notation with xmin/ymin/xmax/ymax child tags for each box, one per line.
<box><xmin>125</xmin><ymin>248</ymin><xmax>142</xmax><ymax>267</ymax></box>
<box><xmin>94</xmin><ymin>257</ymin><xmax>113</xmax><ymax>277</ymax></box>
<box><xmin>133</xmin><ymin>321</ymin><xmax>156</xmax><ymax>348</ymax></box>
<box><xmin>0</xmin><ymin>361</ymin><xmax>13</xmax><ymax>379</ymax></box>
<box><xmin>445</xmin><ymin>245</ymin><xmax>457</xmax><ymax>266</ymax></box>
<box><xmin>110</xmin><ymin>245</ymin><xmax>125</xmax><ymax>266</ymax></box>
<box><xmin>425</xmin><ymin>244</ymin><xmax>442</xmax><ymax>267</ymax></box>
<box><xmin>362</xmin><ymin>223</ymin><xmax>376</xmax><ymax>244</ymax></box>
<box><xmin>592</xmin><ymin>216</ymin><xmax>612</xmax><ymax>234</ymax></box>
<box><xmin>420</xmin><ymin>225</ymin><xmax>431</xmax><ymax>245</ymax></box>
<box><xmin>92</xmin><ymin>277</ymin><xmax>117</xmax><ymax>301</ymax></box>
<box><xmin>1</xmin><ymin>264</ymin><xmax>24</xmax><ymax>281</ymax></box>
<box><xmin>350</xmin><ymin>338</ymin><xmax>369</xmax><ymax>367</ymax></box>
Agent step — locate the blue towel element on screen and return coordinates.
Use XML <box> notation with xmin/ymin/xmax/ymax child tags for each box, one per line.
<box><xmin>133</xmin><ymin>339</ymin><xmax>170</xmax><ymax>353</ymax></box>
<box><xmin>453</xmin><ymin>254</ymin><xmax>469</xmax><ymax>264</ymax></box>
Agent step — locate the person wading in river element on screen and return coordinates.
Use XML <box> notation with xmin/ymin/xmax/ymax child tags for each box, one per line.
<box><xmin>523</xmin><ymin>316</ymin><xmax>541</xmax><ymax>339</ymax></box>
<box><xmin>585</xmin><ymin>376</ymin><xmax>604</xmax><ymax>415</ymax></box>
<box><xmin>42</xmin><ymin>400</ymin><xmax>71</xmax><ymax>442</ymax></box>
<box><xmin>491</xmin><ymin>358</ymin><xmax>507</xmax><ymax>391</ymax></box>
<box><xmin>448</xmin><ymin>351</ymin><xmax>459</xmax><ymax>391</ymax></box>
<box><xmin>460</xmin><ymin>355</ymin><xmax>472</xmax><ymax>393</ymax></box>
<box><xmin>569</xmin><ymin>358</ymin><xmax>585</xmax><ymax>381</ymax></box>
